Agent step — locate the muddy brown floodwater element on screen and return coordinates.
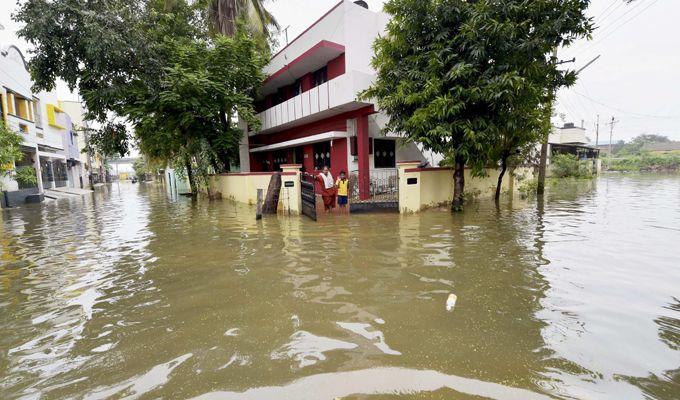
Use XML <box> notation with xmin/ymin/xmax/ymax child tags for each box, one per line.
<box><xmin>1</xmin><ymin>174</ymin><xmax>679</xmax><ymax>399</ymax></box>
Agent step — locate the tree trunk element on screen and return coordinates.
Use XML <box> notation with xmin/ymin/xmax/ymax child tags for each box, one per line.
<box><xmin>452</xmin><ymin>155</ymin><xmax>465</xmax><ymax>212</ymax></box>
<box><xmin>537</xmin><ymin>139</ymin><xmax>548</xmax><ymax>195</ymax></box>
<box><xmin>495</xmin><ymin>154</ymin><xmax>508</xmax><ymax>201</ymax></box>
<box><xmin>185</xmin><ymin>156</ymin><xmax>197</xmax><ymax>196</ymax></box>
<box><xmin>262</xmin><ymin>172</ymin><xmax>281</xmax><ymax>214</ymax></box>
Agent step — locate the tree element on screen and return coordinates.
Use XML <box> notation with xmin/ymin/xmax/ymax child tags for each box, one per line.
<box><xmin>128</xmin><ymin>32</ymin><xmax>265</xmax><ymax>193</ymax></box>
<box><xmin>15</xmin><ymin>0</ymin><xmax>265</xmax><ymax>193</ymax></box>
<box><xmin>0</xmin><ymin>120</ymin><xmax>24</xmax><ymax>189</ymax></box>
<box><xmin>204</xmin><ymin>0</ymin><xmax>279</xmax><ymax>38</ymax></box>
<box><xmin>364</xmin><ymin>0</ymin><xmax>592</xmax><ymax>210</ymax></box>
<box><xmin>618</xmin><ymin>134</ymin><xmax>670</xmax><ymax>155</ymax></box>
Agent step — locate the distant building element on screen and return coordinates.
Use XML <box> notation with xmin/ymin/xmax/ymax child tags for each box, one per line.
<box><xmin>546</xmin><ymin>122</ymin><xmax>600</xmax><ymax>174</ymax></box>
<box><xmin>548</xmin><ymin>122</ymin><xmax>600</xmax><ymax>161</ymax></box>
<box><xmin>1</xmin><ymin>44</ymin><xmax>85</xmax><ymax>205</ymax></box>
<box><xmin>58</xmin><ymin>100</ymin><xmax>107</xmax><ymax>186</ymax></box>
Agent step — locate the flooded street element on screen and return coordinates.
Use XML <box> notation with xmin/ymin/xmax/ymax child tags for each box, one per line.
<box><xmin>1</xmin><ymin>175</ymin><xmax>679</xmax><ymax>400</ymax></box>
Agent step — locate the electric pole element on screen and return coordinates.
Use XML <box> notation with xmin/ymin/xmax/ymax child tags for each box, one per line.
<box><xmin>595</xmin><ymin>114</ymin><xmax>600</xmax><ymax>146</ymax></box>
<box><xmin>537</xmin><ymin>48</ymin><xmax>559</xmax><ymax>195</ymax></box>
<box><xmin>537</xmin><ymin>53</ymin><xmax>600</xmax><ymax>195</ymax></box>
<box><xmin>607</xmin><ymin>116</ymin><xmax>618</xmax><ymax>162</ymax></box>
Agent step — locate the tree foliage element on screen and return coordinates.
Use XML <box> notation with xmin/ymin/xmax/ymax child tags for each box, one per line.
<box><xmin>616</xmin><ymin>134</ymin><xmax>670</xmax><ymax>155</ymax></box>
<box><xmin>0</xmin><ymin>120</ymin><xmax>24</xmax><ymax>181</ymax></box>
<box><xmin>364</xmin><ymin>0</ymin><xmax>593</xmax><ymax>207</ymax></box>
<box><xmin>203</xmin><ymin>0</ymin><xmax>280</xmax><ymax>38</ymax></box>
<box><xmin>15</xmin><ymin>0</ymin><xmax>267</xmax><ymax>193</ymax></box>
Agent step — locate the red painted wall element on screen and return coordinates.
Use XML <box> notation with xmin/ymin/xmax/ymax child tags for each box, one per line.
<box><xmin>301</xmin><ymin>73</ymin><xmax>314</xmax><ymax>92</ymax></box>
<box><xmin>327</xmin><ymin>53</ymin><xmax>345</xmax><ymax>80</ymax></box>
<box><xmin>330</xmin><ymin>138</ymin><xmax>348</xmax><ymax>177</ymax></box>
<box><xmin>256</xmin><ymin>115</ymin><xmax>347</xmax><ymax>146</ymax></box>
<box><xmin>303</xmin><ymin>144</ymin><xmax>314</xmax><ymax>173</ymax></box>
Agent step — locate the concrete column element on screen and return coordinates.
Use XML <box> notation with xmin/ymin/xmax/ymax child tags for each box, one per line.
<box><xmin>48</xmin><ymin>161</ymin><xmax>56</xmax><ymax>189</ymax></box>
<box><xmin>357</xmin><ymin>114</ymin><xmax>370</xmax><ymax>200</ymax></box>
<box><xmin>33</xmin><ymin>150</ymin><xmax>44</xmax><ymax>193</ymax></box>
<box><xmin>238</xmin><ymin>123</ymin><xmax>251</xmax><ymax>172</ymax></box>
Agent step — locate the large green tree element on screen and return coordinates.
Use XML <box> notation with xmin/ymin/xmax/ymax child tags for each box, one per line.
<box><xmin>15</xmin><ymin>0</ymin><xmax>266</xmax><ymax>193</ymax></box>
<box><xmin>364</xmin><ymin>0</ymin><xmax>593</xmax><ymax>209</ymax></box>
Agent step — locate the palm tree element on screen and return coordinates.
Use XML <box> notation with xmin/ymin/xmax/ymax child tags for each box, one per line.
<box><xmin>207</xmin><ymin>0</ymin><xmax>279</xmax><ymax>38</ymax></box>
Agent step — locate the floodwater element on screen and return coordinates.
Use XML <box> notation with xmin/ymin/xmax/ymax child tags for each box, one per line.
<box><xmin>0</xmin><ymin>174</ymin><xmax>678</xmax><ymax>400</ymax></box>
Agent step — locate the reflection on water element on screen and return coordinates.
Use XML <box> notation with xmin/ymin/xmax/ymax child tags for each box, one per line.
<box><xmin>0</xmin><ymin>175</ymin><xmax>679</xmax><ymax>399</ymax></box>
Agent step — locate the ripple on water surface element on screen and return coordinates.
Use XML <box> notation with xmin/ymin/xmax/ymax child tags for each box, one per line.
<box><xmin>0</xmin><ymin>176</ymin><xmax>679</xmax><ymax>399</ymax></box>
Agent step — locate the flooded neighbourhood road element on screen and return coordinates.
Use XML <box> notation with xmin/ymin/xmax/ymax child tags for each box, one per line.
<box><xmin>1</xmin><ymin>174</ymin><xmax>679</xmax><ymax>399</ymax></box>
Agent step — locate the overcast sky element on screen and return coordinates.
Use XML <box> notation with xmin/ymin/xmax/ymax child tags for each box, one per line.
<box><xmin>2</xmin><ymin>0</ymin><xmax>678</xmax><ymax>143</ymax></box>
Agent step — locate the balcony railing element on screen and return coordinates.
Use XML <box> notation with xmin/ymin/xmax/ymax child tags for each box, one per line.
<box><xmin>251</xmin><ymin>71</ymin><xmax>374</xmax><ymax>134</ymax></box>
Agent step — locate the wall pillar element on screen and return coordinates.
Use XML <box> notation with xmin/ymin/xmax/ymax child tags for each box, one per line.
<box><xmin>357</xmin><ymin>114</ymin><xmax>370</xmax><ymax>200</ymax></box>
<box><xmin>397</xmin><ymin>161</ymin><xmax>421</xmax><ymax>213</ymax></box>
<box><xmin>280</xmin><ymin>164</ymin><xmax>302</xmax><ymax>215</ymax></box>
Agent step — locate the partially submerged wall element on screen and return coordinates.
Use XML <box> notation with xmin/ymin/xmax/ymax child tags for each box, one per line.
<box><xmin>398</xmin><ymin>161</ymin><xmax>533</xmax><ymax>213</ymax></box>
<box><xmin>209</xmin><ymin>165</ymin><xmax>302</xmax><ymax>214</ymax></box>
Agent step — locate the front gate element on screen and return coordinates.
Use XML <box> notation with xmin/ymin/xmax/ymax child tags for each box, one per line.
<box><xmin>301</xmin><ymin>173</ymin><xmax>317</xmax><ymax>221</ymax></box>
<box><xmin>349</xmin><ymin>169</ymin><xmax>399</xmax><ymax>212</ymax></box>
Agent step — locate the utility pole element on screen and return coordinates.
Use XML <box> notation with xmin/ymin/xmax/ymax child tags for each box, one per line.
<box><xmin>538</xmin><ymin>53</ymin><xmax>600</xmax><ymax>195</ymax></box>
<box><xmin>607</xmin><ymin>116</ymin><xmax>618</xmax><ymax>162</ymax></box>
<box><xmin>537</xmin><ymin>48</ymin><xmax>560</xmax><ymax>195</ymax></box>
<box><xmin>595</xmin><ymin>114</ymin><xmax>600</xmax><ymax>146</ymax></box>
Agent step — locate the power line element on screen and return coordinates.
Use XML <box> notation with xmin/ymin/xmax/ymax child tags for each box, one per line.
<box><xmin>563</xmin><ymin>0</ymin><xmax>629</xmax><ymax>55</ymax></box>
<box><xmin>575</xmin><ymin>0</ymin><xmax>659</xmax><ymax>56</ymax></box>
<box><xmin>597</xmin><ymin>0</ymin><xmax>627</xmax><ymax>26</ymax></box>
<box><xmin>572</xmin><ymin>91</ymin><xmax>680</xmax><ymax>119</ymax></box>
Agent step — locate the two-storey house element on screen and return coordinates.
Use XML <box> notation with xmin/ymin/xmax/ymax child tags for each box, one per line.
<box><xmin>239</xmin><ymin>0</ymin><xmax>426</xmax><ymax>200</ymax></box>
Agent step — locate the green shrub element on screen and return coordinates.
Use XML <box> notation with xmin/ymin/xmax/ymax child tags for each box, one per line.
<box><xmin>551</xmin><ymin>153</ymin><xmax>592</xmax><ymax>178</ymax></box>
<box><xmin>518</xmin><ymin>178</ymin><xmax>538</xmax><ymax>198</ymax></box>
<box><xmin>15</xmin><ymin>167</ymin><xmax>38</xmax><ymax>188</ymax></box>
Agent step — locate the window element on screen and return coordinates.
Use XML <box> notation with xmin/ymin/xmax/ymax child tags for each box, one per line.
<box><xmin>9</xmin><ymin>92</ymin><xmax>31</xmax><ymax>121</ymax></box>
<box><xmin>273</xmin><ymin>150</ymin><xmax>288</xmax><ymax>171</ymax></box>
<box><xmin>313</xmin><ymin>141</ymin><xmax>331</xmax><ymax>170</ymax></box>
<box><xmin>313</xmin><ymin>66</ymin><xmax>327</xmax><ymax>87</ymax></box>
<box><xmin>275</xmin><ymin>87</ymin><xmax>287</xmax><ymax>105</ymax></box>
<box><xmin>32</xmin><ymin>97</ymin><xmax>42</xmax><ymax>128</ymax></box>
<box><xmin>373</xmin><ymin>139</ymin><xmax>396</xmax><ymax>168</ymax></box>
<box><xmin>292</xmin><ymin>79</ymin><xmax>302</xmax><ymax>97</ymax></box>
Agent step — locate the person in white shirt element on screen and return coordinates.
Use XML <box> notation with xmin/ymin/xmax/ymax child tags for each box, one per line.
<box><xmin>316</xmin><ymin>166</ymin><xmax>336</xmax><ymax>213</ymax></box>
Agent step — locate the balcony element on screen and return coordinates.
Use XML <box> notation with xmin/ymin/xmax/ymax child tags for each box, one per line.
<box><xmin>7</xmin><ymin>114</ymin><xmax>64</xmax><ymax>150</ymax></box>
<box><xmin>250</xmin><ymin>71</ymin><xmax>375</xmax><ymax>135</ymax></box>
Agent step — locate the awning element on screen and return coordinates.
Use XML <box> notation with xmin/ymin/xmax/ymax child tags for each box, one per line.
<box><xmin>250</xmin><ymin>131</ymin><xmax>349</xmax><ymax>153</ymax></box>
<box><xmin>37</xmin><ymin>151</ymin><xmax>67</xmax><ymax>160</ymax></box>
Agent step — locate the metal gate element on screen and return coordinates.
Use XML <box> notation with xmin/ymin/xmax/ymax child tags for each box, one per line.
<box><xmin>301</xmin><ymin>173</ymin><xmax>317</xmax><ymax>221</ymax></box>
<box><xmin>348</xmin><ymin>169</ymin><xmax>399</xmax><ymax>212</ymax></box>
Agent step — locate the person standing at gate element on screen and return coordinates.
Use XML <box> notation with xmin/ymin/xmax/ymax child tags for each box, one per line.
<box><xmin>336</xmin><ymin>171</ymin><xmax>349</xmax><ymax>211</ymax></box>
<box><xmin>317</xmin><ymin>166</ymin><xmax>336</xmax><ymax>213</ymax></box>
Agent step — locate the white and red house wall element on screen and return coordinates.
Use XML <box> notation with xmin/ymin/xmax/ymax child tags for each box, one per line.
<box><xmin>239</xmin><ymin>0</ymin><xmax>426</xmax><ymax>199</ymax></box>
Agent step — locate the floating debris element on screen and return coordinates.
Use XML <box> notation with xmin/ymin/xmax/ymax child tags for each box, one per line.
<box><xmin>224</xmin><ymin>328</ymin><xmax>240</xmax><ymax>337</ymax></box>
<box><xmin>446</xmin><ymin>293</ymin><xmax>457</xmax><ymax>311</ymax></box>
